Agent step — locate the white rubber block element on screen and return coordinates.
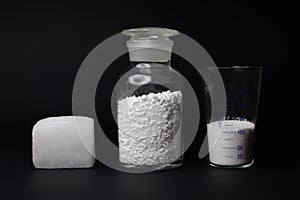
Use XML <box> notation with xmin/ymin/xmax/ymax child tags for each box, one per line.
<box><xmin>32</xmin><ymin>116</ymin><xmax>95</xmax><ymax>169</ymax></box>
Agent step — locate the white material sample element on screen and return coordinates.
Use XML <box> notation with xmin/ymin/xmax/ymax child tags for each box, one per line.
<box><xmin>208</xmin><ymin>120</ymin><xmax>255</xmax><ymax>166</ymax></box>
<box><xmin>118</xmin><ymin>90</ymin><xmax>182</xmax><ymax>166</ymax></box>
<box><xmin>32</xmin><ymin>116</ymin><xmax>95</xmax><ymax>169</ymax></box>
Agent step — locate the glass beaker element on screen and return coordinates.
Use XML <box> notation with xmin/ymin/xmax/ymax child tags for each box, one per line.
<box><xmin>205</xmin><ymin>66</ymin><xmax>262</xmax><ymax>168</ymax></box>
<box><xmin>115</xmin><ymin>28</ymin><xmax>183</xmax><ymax>170</ymax></box>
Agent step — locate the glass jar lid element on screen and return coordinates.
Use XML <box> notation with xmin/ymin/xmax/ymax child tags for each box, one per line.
<box><xmin>122</xmin><ymin>27</ymin><xmax>178</xmax><ymax>40</ymax></box>
<box><xmin>122</xmin><ymin>27</ymin><xmax>179</xmax><ymax>62</ymax></box>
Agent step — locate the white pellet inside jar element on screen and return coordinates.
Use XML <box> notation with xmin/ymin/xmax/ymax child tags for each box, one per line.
<box><xmin>117</xmin><ymin>90</ymin><xmax>182</xmax><ymax>166</ymax></box>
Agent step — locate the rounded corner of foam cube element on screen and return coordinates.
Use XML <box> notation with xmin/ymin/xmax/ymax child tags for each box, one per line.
<box><xmin>32</xmin><ymin>116</ymin><xmax>95</xmax><ymax>169</ymax></box>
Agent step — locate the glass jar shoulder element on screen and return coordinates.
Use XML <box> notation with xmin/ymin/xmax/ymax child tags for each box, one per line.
<box><xmin>115</xmin><ymin>62</ymin><xmax>182</xmax><ymax>99</ymax></box>
<box><xmin>122</xmin><ymin>63</ymin><xmax>182</xmax><ymax>85</ymax></box>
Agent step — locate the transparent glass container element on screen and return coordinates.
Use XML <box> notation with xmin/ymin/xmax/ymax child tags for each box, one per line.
<box><xmin>116</xmin><ymin>28</ymin><xmax>183</xmax><ymax>170</ymax></box>
<box><xmin>204</xmin><ymin>66</ymin><xmax>262</xmax><ymax>168</ymax></box>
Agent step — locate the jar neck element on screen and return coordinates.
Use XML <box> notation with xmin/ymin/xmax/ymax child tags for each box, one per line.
<box><xmin>130</xmin><ymin>60</ymin><xmax>171</xmax><ymax>68</ymax></box>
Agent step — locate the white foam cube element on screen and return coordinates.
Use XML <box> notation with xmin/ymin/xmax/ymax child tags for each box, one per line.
<box><xmin>32</xmin><ymin>116</ymin><xmax>95</xmax><ymax>169</ymax></box>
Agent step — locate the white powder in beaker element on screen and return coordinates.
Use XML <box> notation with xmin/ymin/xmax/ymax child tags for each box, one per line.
<box><xmin>118</xmin><ymin>90</ymin><xmax>182</xmax><ymax>166</ymax></box>
<box><xmin>208</xmin><ymin>120</ymin><xmax>255</xmax><ymax>166</ymax></box>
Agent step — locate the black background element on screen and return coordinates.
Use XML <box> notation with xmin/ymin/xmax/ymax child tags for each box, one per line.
<box><xmin>0</xmin><ymin>0</ymin><xmax>299</xmax><ymax>199</ymax></box>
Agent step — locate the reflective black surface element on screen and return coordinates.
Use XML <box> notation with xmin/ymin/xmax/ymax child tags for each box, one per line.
<box><xmin>0</xmin><ymin>122</ymin><xmax>298</xmax><ymax>200</ymax></box>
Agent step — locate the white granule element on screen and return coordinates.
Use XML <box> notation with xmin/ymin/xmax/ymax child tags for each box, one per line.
<box><xmin>118</xmin><ymin>90</ymin><xmax>182</xmax><ymax>166</ymax></box>
<box><xmin>208</xmin><ymin>120</ymin><xmax>255</xmax><ymax>166</ymax></box>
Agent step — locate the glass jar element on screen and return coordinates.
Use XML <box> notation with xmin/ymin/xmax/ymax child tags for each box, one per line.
<box><xmin>116</xmin><ymin>27</ymin><xmax>183</xmax><ymax>170</ymax></box>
